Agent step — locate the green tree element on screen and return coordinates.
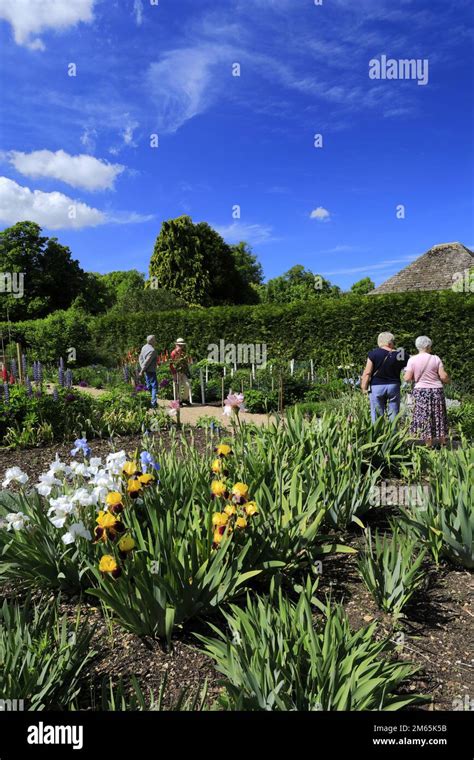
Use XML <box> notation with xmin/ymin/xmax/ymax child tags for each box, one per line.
<box><xmin>260</xmin><ymin>265</ymin><xmax>340</xmax><ymax>303</ymax></box>
<box><xmin>350</xmin><ymin>277</ymin><xmax>375</xmax><ymax>295</ymax></box>
<box><xmin>148</xmin><ymin>216</ymin><xmax>253</xmax><ymax>306</ymax></box>
<box><xmin>230</xmin><ymin>242</ymin><xmax>264</xmax><ymax>286</ymax></box>
<box><xmin>0</xmin><ymin>221</ymin><xmax>87</xmax><ymax>320</ymax></box>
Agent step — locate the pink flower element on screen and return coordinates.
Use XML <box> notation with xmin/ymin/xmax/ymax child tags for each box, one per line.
<box><xmin>223</xmin><ymin>393</ymin><xmax>246</xmax><ymax>417</ymax></box>
<box><xmin>168</xmin><ymin>400</ymin><xmax>180</xmax><ymax>417</ymax></box>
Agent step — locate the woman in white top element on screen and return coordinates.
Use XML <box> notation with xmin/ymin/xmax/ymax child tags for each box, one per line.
<box><xmin>404</xmin><ymin>336</ymin><xmax>450</xmax><ymax>447</ymax></box>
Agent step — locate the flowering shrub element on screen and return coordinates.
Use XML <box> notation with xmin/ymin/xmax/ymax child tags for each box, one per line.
<box><xmin>0</xmin><ymin>444</ymin><xmax>158</xmax><ymax>592</ymax></box>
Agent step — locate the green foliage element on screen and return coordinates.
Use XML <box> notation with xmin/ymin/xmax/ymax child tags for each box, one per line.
<box><xmin>350</xmin><ymin>277</ymin><xmax>375</xmax><ymax>295</ymax></box>
<box><xmin>88</xmin><ymin>492</ymin><xmax>262</xmax><ymax>645</ymax></box>
<box><xmin>229</xmin><ymin>242</ymin><xmax>264</xmax><ymax>287</ymax></box>
<box><xmin>0</xmin><ymin>385</ymin><xmax>160</xmax><ymax>448</ymax></box>
<box><xmin>357</xmin><ymin>526</ymin><xmax>426</xmax><ymax>616</ymax></box>
<box><xmin>0</xmin><ymin>596</ymin><xmax>95</xmax><ymax>709</ymax></box>
<box><xmin>447</xmin><ymin>400</ymin><xmax>474</xmax><ymax>441</ymax></box>
<box><xmin>259</xmin><ymin>264</ymin><xmax>341</xmax><ymax>304</ymax></box>
<box><xmin>401</xmin><ymin>447</ymin><xmax>474</xmax><ymax>568</ymax></box>
<box><xmin>0</xmin><ymin>222</ymin><xmax>88</xmax><ymax>320</ymax></box>
<box><xmin>3</xmin><ymin>292</ymin><xmax>472</xmax><ymax>389</ymax></box>
<box><xmin>0</xmin><ymin>491</ymin><xmax>96</xmax><ymax>593</ymax></box>
<box><xmin>148</xmin><ymin>216</ymin><xmax>253</xmax><ymax>307</ymax></box>
<box><xmin>96</xmin><ymin>674</ymin><xmax>208</xmax><ymax>711</ymax></box>
<box><xmin>197</xmin><ymin>579</ymin><xmax>425</xmax><ymax>711</ymax></box>
<box><xmin>243</xmin><ymin>389</ymin><xmax>279</xmax><ymax>413</ymax></box>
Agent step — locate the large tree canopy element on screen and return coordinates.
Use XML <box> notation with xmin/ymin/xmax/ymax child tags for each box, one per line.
<box><xmin>259</xmin><ymin>265</ymin><xmax>341</xmax><ymax>303</ymax></box>
<box><xmin>148</xmin><ymin>216</ymin><xmax>256</xmax><ymax>306</ymax></box>
<box><xmin>0</xmin><ymin>221</ymin><xmax>88</xmax><ymax>321</ymax></box>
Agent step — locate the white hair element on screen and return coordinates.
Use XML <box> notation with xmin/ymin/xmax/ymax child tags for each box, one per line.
<box><xmin>415</xmin><ymin>335</ymin><xmax>432</xmax><ymax>351</ymax></box>
<box><xmin>146</xmin><ymin>335</ymin><xmax>156</xmax><ymax>344</ymax></box>
<box><xmin>377</xmin><ymin>332</ymin><xmax>395</xmax><ymax>347</ymax></box>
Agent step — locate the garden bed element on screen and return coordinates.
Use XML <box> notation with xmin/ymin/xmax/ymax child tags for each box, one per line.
<box><xmin>1</xmin><ymin>410</ymin><xmax>472</xmax><ymax>713</ymax></box>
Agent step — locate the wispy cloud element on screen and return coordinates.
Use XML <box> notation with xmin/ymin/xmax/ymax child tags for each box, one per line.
<box><xmin>214</xmin><ymin>221</ymin><xmax>275</xmax><ymax>245</ymax></box>
<box><xmin>146</xmin><ymin>45</ymin><xmax>232</xmax><ymax>133</ymax></box>
<box><xmin>322</xmin><ymin>256</ymin><xmax>417</xmax><ymax>276</ymax></box>
<box><xmin>133</xmin><ymin>0</ymin><xmax>144</xmax><ymax>27</ymax></box>
<box><xmin>319</xmin><ymin>244</ymin><xmax>363</xmax><ymax>254</ymax></box>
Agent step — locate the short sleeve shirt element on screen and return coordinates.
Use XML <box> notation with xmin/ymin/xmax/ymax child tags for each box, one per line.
<box><xmin>368</xmin><ymin>348</ymin><xmax>408</xmax><ymax>386</ymax></box>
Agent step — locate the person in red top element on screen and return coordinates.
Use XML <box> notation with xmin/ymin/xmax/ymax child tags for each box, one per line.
<box><xmin>170</xmin><ymin>338</ymin><xmax>192</xmax><ymax>405</ymax></box>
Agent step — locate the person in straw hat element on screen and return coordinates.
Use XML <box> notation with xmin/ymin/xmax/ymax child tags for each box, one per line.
<box><xmin>170</xmin><ymin>338</ymin><xmax>192</xmax><ymax>405</ymax></box>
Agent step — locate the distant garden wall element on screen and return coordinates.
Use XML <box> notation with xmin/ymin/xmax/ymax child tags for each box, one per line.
<box><xmin>1</xmin><ymin>292</ymin><xmax>473</xmax><ymax>391</ymax></box>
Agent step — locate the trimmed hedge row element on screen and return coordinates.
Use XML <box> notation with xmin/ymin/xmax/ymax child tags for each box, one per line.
<box><xmin>2</xmin><ymin>292</ymin><xmax>473</xmax><ymax>390</ymax></box>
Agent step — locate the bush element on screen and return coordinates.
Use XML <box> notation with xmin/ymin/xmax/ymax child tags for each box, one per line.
<box><xmin>197</xmin><ymin>578</ymin><xmax>426</xmax><ymax>711</ymax></box>
<box><xmin>3</xmin><ymin>292</ymin><xmax>472</xmax><ymax>389</ymax></box>
<box><xmin>243</xmin><ymin>389</ymin><xmax>279</xmax><ymax>413</ymax></box>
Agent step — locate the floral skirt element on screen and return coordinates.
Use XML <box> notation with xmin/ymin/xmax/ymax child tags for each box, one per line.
<box><xmin>411</xmin><ymin>387</ymin><xmax>448</xmax><ymax>440</ymax></box>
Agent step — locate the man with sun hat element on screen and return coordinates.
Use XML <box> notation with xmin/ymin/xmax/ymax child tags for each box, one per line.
<box><xmin>170</xmin><ymin>338</ymin><xmax>192</xmax><ymax>405</ymax></box>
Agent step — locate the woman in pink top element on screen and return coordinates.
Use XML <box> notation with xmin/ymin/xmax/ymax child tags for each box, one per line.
<box><xmin>404</xmin><ymin>336</ymin><xmax>450</xmax><ymax>447</ymax></box>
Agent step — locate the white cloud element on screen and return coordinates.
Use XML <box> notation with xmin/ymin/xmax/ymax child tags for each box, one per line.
<box><xmin>0</xmin><ymin>0</ymin><xmax>96</xmax><ymax>50</ymax></box>
<box><xmin>310</xmin><ymin>207</ymin><xmax>331</xmax><ymax>222</ymax></box>
<box><xmin>0</xmin><ymin>176</ymin><xmax>105</xmax><ymax>229</ymax></box>
<box><xmin>146</xmin><ymin>46</ymin><xmax>230</xmax><ymax>133</ymax></box>
<box><xmin>133</xmin><ymin>0</ymin><xmax>144</xmax><ymax>26</ymax></box>
<box><xmin>7</xmin><ymin>150</ymin><xmax>125</xmax><ymax>191</ymax></box>
<box><xmin>214</xmin><ymin>222</ymin><xmax>274</xmax><ymax>245</ymax></box>
<box><xmin>0</xmin><ymin>176</ymin><xmax>154</xmax><ymax>230</ymax></box>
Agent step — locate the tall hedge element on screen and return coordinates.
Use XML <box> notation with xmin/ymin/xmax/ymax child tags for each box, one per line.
<box><xmin>1</xmin><ymin>292</ymin><xmax>472</xmax><ymax>390</ymax></box>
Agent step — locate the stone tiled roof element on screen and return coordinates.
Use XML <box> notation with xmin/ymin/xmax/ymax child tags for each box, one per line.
<box><xmin>372</xmin><ymin>243</ymin><xmax>473</xmax><ymax>294</ymax></box>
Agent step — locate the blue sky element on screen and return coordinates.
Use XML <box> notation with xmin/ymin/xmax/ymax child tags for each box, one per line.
<box><xmin>0</xmin><ymin>0</ymin><xmax>473</xmax><ymax>289</ymax></box>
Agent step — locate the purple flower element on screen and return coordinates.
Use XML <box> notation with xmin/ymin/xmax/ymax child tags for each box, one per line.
<box><xmin>21</xmin><ymin>354</ymin><xmax>27</xmax><ymax>377</ymax></box>
<box><xmin>65</xmin><ymin>393</ymin><xmax>76</xmax><ymax>403</ymax></box>
<box><xmin>59</xmin><ymin>357</ymin><xmax>65</xmax><ymax>371</ymax></box>
<box><xmin>71</xmin><ymin>438</ymin><xmax>91</xmax><ymax>458</ymax></box>
<box><xmin>78</xmin><ymin>380</ymin><xmax>88</xmax><ymax>387</ymax></box>
<box><xmin>66</xmin><ymin>369</ymin><xmax>73</xmax><ymax>388</ymax></box>
<box><xmin>53</xmin><ymin>386</ymin><xmax>59</xmax><ymax>402</ymax></box>
<box><xmin>135</xmin><ymin>384</ymin><xmax>146</xmax><ymax>392</ymax></box>
<box><xmin>123</xmin><ymin>365</ymin><xmax>130</xmax><ymax>382</ymax></box>
<box><xmin>26</xmin><ymin>377</ymin><xmax>33</xmax><ymax>397</ymax></box>
<box><xmin>58</xmin><ymin>366</ymin><xmax>65</xmax><ymax>387</ymax></box>
<box><xmin>159</xmin><ymin>378</ymin><xmax>170</xmax><ymax>388</ymax></box>
<box><xmin>140</xmin><ymin>451</ymin><xmax>160</xmax><ymax>474</ymax></box>
<box><xmin>10</xmin><ymin>359</ymin><xmax>17</xmax><ymax>379</ymax></box>
<box><xmin>3</xmin><ymin>383</ymin><xmax>9</xmax><ymax>403</ymax></box>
